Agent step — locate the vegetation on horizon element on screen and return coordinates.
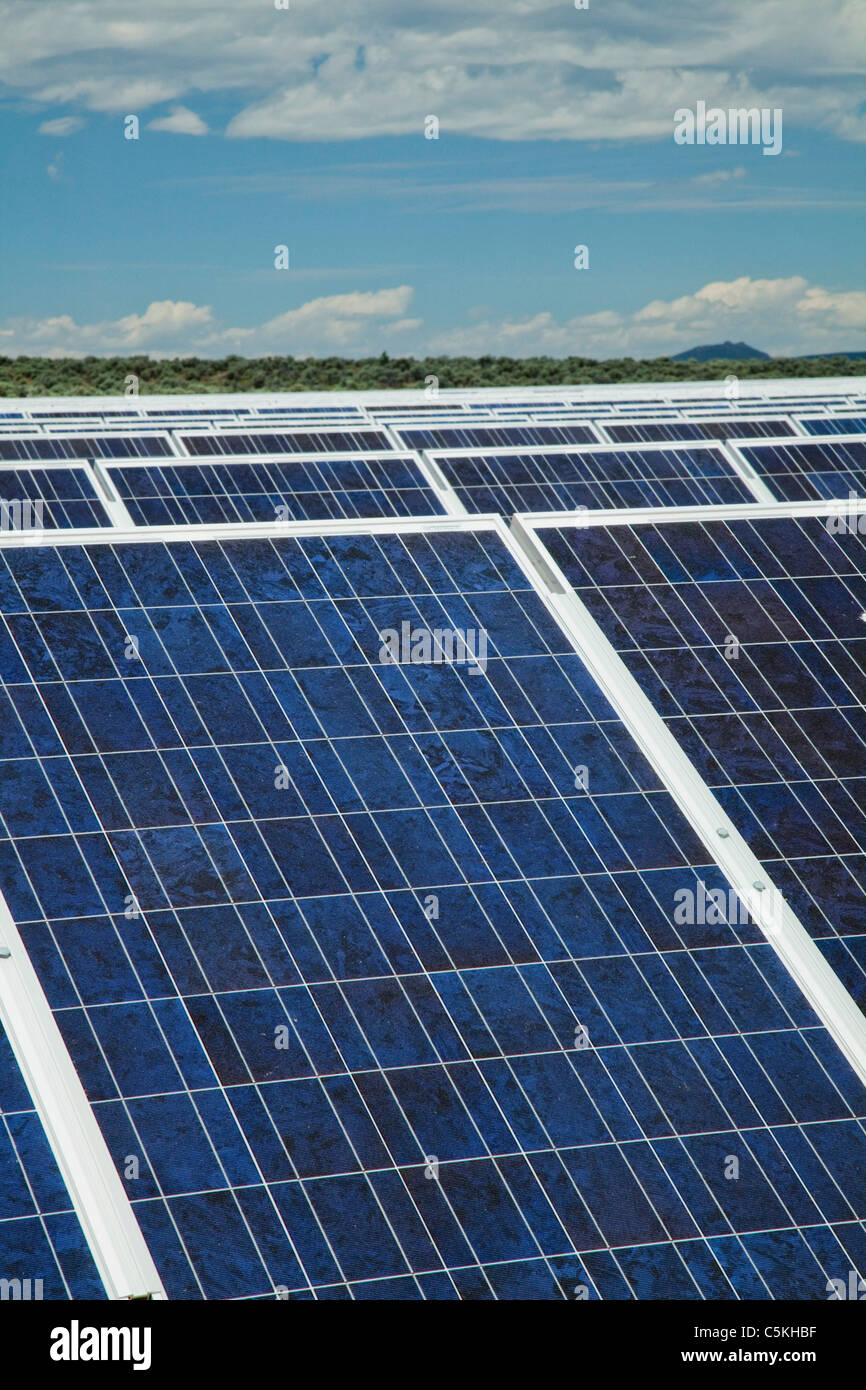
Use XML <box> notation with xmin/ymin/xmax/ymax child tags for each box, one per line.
<box><xmin>0</xmin><ymin>352</ymin><xmax>863</xmax><ymax>397</ymax></box>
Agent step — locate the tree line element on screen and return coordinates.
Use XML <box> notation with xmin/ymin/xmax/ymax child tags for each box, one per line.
<box><xmin>0</xmin><ymin>353</ymin><xmax>862</xmax><ymax>396</ymax></box>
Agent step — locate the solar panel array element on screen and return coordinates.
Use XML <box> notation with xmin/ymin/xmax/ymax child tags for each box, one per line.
<box><xmin>602</xmin><ymin>419</ymin><xmax>797</xmax><ymax>446</ymax></box>
<box><xmin>427</xmin><ymin>444</ymin><xmax>755</xmax><ymax>513</ymax></box>
<box><xmin>797</xmin><ymin>417</ymin><xmax>866</xmax><ymax>437</ymax></box>
<box><xmin>536</xmin><ymin>513</ymin><xmax>866</xmax><ymax>1009</ymax></box>
<box><xmin>737</xmin><ymin>439</ymin><xmax>866</xmax><ymax>502</ymax></box>
<box><xmin>1</xmin><ymin>378</ymin><xmax>865</xmax><ymax>1302</ymax></box>
<box><xmin>107</xmin><ymin>456</ymin><xmax>446</xmax><ymax>526</ymax></box>
<box><xmin>0</xmin><ymin>466</ymin><xmax>112</xmax><ymax>530</ymax></box>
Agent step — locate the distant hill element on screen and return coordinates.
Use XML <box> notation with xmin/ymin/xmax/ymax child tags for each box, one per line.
<box><xmin>673</xmin><ymin>341</ymin><xmax>770</xmax><ymax>362</ymax></box>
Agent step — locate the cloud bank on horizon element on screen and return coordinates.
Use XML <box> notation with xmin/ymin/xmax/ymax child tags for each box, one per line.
<box><xmin>3</xmin><ymin>276</ymin><xmax>864</xmax><ymax>360</ymax></box>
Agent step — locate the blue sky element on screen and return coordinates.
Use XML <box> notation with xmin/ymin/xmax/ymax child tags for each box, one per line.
<box><xmin>1</xmin><ymin>0</ymin><xmax>864</xmax><ymax>359</ymax></box>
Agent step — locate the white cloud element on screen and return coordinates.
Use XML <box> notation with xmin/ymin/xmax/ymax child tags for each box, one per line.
<box><xmin>0</xmin><ymin>288</ymin><xmax>418</xmax><ymax>357</ymax></box>
<box><xmin>45</xmin><ymin>150</ymin><xmax>64</xmax><ymax>181</ymax></box>
<box><xmin>0</xmin><ymin>0</ymin><xmax>864</xmax><ymax>143</ymax></box>
<box><xmin>429</xmin><ymin>276</ymin><xmax>866</xmax><ymax>359</ymax></box>
<box><xmin>692</xmin><ymin>166</ymin><xmax>746</xmax><ymax>186</ymax></box>
<box><xmin>38</xmin><ymin>115</ymin><xmax>84</xmax><ymax>136</ymax></box>
<box><xmin>0</xmin><ymin>301</ymin><xmax>214</xmax><ymax>354</ymax></box>
<box><xmin>203</xmin><ymin>287</ymin><xmax>416</xmax><ymax>351</ymax></box>
<box><xmin>2</xmin><ymin>277</ymin><xmax>865</xmax><ymax>360</ymax></box>
<box><xmin>147</xmin><ymin>105</ymin><xmax>208</xmax><ymax>136</ymax></box>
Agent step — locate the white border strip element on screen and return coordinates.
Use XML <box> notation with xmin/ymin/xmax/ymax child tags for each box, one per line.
<box><xmin>0</xmin><ymin>512</ymin><xmax>499</xmax><ymax>550</ymax></box>
<box><xmin>514</xmin><ymin>510</ymin><xmax>866</xmax><ymax>1087</ymax></box>
<box><xmin>0</xmin><ymin>896</ymin><xmax>166</xmax><ymax>1299</ymax></box>
<box><xmin>88</xmin><ymin>460</ymin><xmax>137</xmax><ymax>528</ymax></box>
<box><xmin>5</xmin><ymin>376</ymin><xmax>863</xmax><ymax>413</ymax></box>
<box><xmin>514</xmin><ymin>495</ymin><xmax>866</xmax><ymax>530</ymax></box>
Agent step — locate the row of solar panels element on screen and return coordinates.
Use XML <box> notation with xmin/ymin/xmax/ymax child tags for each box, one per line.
<box><xmin>1</xmin><ymin>383</ymin><xmax>866</xmax><ymax>1303</ymax></box>
<box><xmin>1</xmin><ymin>505</ymin><xmax>866</xmax><ymax>1302</ymax></box>
<box><xmin>1</xmin><ymin>435</ymin><xmax>866</xmax><ymax>532</ymax></box>
<box><xmin>2</xmin><ymin>407</ymin><xmax>865</xmax><ymax>436</ymax></box>
<box><xmin>0</xmin><ymin>411</ymin><xmax>865</xmax><ymax>456</ymax></box>
<box><xmin>0</xmin><ymin>398</ymin><xmax>863</xmax><ymax>447</ymax></box>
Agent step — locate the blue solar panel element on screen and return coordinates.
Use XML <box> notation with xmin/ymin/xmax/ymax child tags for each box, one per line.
<box><xmin>799</xmin><ymin>418</ymin><xmax>866</xmax><ymax>437</ymax></box>
<box><xmin>0</xmin><ymin>466</ymin><xmax>111</xmax><ymax>530</ymax></box>
<box><xmin>462</xmin><ymin>402</ymin><xmax>564</xmax><ymax>413</ymax></box>
<box><xmin>254</xmin><ymin>407</ymin><xmax>366</xmax><ymax>417</ymax></box>
<box><xmin>428</xmin><ymin>445</ymin><xmax>756</xmax><ymax>513</ymax></box>
<box><xmin>1</xmin><ymin>527</ymin><xmax>866</xmax><ymax>1300</ymax></box>
<box><xmin>0</xmin><ymin>436</ymin><xmax>175</xmax><ymax>462</ymax></box>
<box><xmin>180</xmin><ymin>430</ymin><xmax>393</xmax><ymax>457</ymax></box>
<box><xmin>29</xmin><ymin>411</ymin><xmax>140</xmax><ymax>421</ymax></box>
<box><xmin>0</xmin><ymin>1019</ymin><xmax>105</xmax><ymax>1299</ymax></box>
<box><xmin>537</xmin><ymin>512</ymin><xmax>866</xmax><ymax>1017</ymax></box>
<box><xmin>738</xmin><ymin>440</ymin><xmax>866</xmax><ymax>502</ymax></box>
<box><xmin>107</xmin><ymin>456</ymin><xmax>445</xmax><ymax>524</ymax></box>
<box><xmin>604</xmin><ymin>420</ymin><xmax>796</xmax><ymax>445</ymax></box>
<box><xmin>396</xmin><ymin>424</ymin><xmax>599</xmax><ymax>451</ymax></box>
<box><xmin>143</xmin><ymin>410</ymin><xmax>246</xmax><ymax>418</ymax></box>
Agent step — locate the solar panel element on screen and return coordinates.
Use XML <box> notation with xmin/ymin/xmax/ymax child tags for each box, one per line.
<box><xmin>1</xmin><ymin>520</ymin><xmax>866</xmax><ymax>1300</ymax></box>
<box><xmin>0</xmin><ymin>435</ymin><xmax>175</xmax><ymax>462</ymax></box>
<box><xmin>254</xmin><ymin>406</ymin><xmax>366</xmax><ymax>417</ymax></box>
<box><xmin>798</xmin><ymin>417</ymin><xmax>866</xmax><ymax>437</ymax></box>
<box><xmin>0</xmin><ymin>1019</ymin><xmax>105</xmax><ymax>1299</ymax></box>
<box><xmin>395</xmin><ymin>424</ymin><xmax>599</xmax><ymax>451</ymax></box>
<box><xmin>106</xmin><ymin>455</ymin><xmax>447</xmax><ymax>525</ymax></box>
<box><xmin>143</xmin><ymin>409</ymin><xmax>247</xmax><ymax>418</ymax></box>
<box><xmin>603</xmin><ymin>420</ymin><xmax>796</xmax><ymax>445</ymax></box>
<box><xmin>534</xmin><ymin>509</ymin><xmax>866</xmax><ymax>1015</ymax></box>
<box><xmin>28</xmin><ymin>411</ymin><xmax>140</xmax><ymax>421</ymax></box>
<box><xmin>737</xmin><ymin>439</ymin><xmax>866</xmax><ymax>502</ymax></box>
<box><xmin>0</xmin><ymin>466</ymin><xmax>112</xmax><ymax>530</ymax></box>
<box><xmin>39</xmin><ymin>421</ymin><xmax>147</xmax><ymax>431</ymax></box>
<box><xmin>180</xmin><ymin>429</ymin><xmax>393</xmax><ymax>458</ymax></box>
<box><xmin>427</xmin><ymin>444</ymin><xmax>757</xmax><ymax>513</ymax></box>
<box><xmin>462</xmin><ymin>401</ymin><xmax>566</xmax><ymax>412</ymax></box>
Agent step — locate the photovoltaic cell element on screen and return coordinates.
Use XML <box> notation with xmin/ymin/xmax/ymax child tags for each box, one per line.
<box><xmin>180</xmin><ymin>430</ymin><xmax>393</xmax><ymax>458</ymax></box>
<box><xmin>0</xmin><ymin>466</ymin><xmax>112</xmax><ymax>530</ymax></box>
<box><xmin>537</xmin><ymin>512</ymin><xmax>866</xmax><ymax>1018</ymax></box>
<box><xmin>738</xmin><ymin>440</ymin><xmax>866</xmax><ymax>502</ymax></box>
<box><xmin>0</xmin><ymin>1018</ymin><xmax>105</xmax><ymax>1298</ymax></box>
<box><xmin>604</xmin><ymin>420</ymin><xmax>796</xmax><ymax>445</ymax></box>
<box><xmin>106</xmin><ymin>456</ymin><xmax>446</xmax><ymax>525</ymax></box>
<box><xmin>0</xmin><ymin>436</ymin><xmax>175</xmax><ymax>462</ymax></box>
<box><xmin>395</xmin><ymin>424</ymin><xmax>599</xmax><ymax>451</ymax></box>
<box><xmin>0</xmin><ymin>528</ymin><xmax>865</xmax><ymax>1300</ymax></box>
<box><xmin>428</xmin><ymin>445</ymin><xmax>756</xmax><ymax>514</ymax></box>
